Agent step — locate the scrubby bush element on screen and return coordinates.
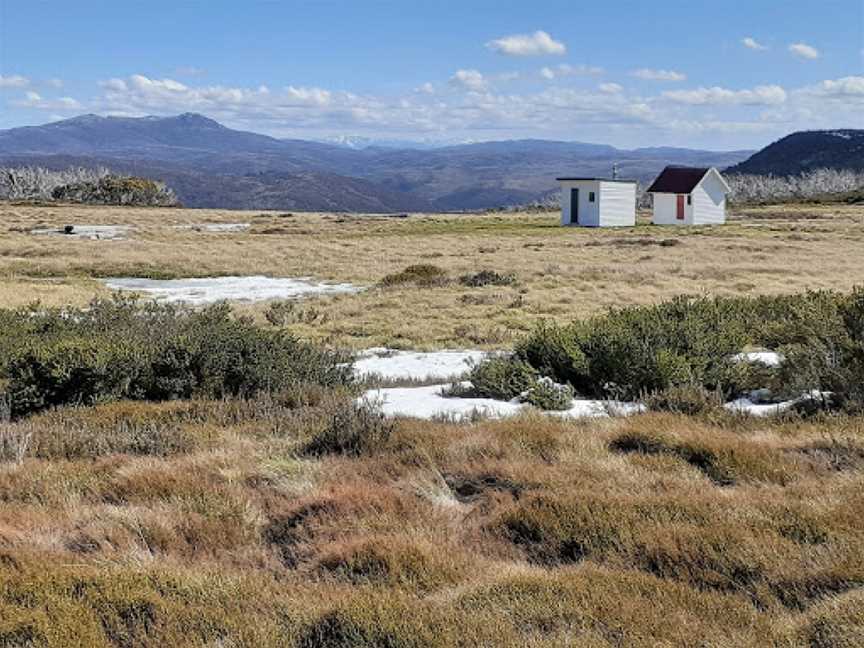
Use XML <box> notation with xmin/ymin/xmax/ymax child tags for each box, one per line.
<box><xmin>0</xmin><ymin>297</ymin><xmax>352</xmax><ymax>418</ymax></box>
<box><xmin>522</xmin><ymin>377</ymin><xmax>574</xmax><ymax>411</ymax></box>
<box><xmin>456</xmin><ymin>355</ymin><xmax>537</xmax><ymax>401</ymax></box>
<box><xmin>0</xmin><ymin>165</ymin><xmax>179</xmax><ymax>206</ymax></box>
<box><xmin>515</xmin><ymin>290</ymin><xmax>858</xmax><ymax>402</ymax></box>
<box><xmin>458</xmin><ymin>270</ymin><xmax>516</xmax><ymax>288</ymax></box>
<box><xmin>52</xmin><ymin>175</ymin><xmax>179</xmax><ymax>206</ymax></box>
<box><xmin>379</xmin><ymin>265</ymin><xmax>449</xmax><ymax>288</ymax></box>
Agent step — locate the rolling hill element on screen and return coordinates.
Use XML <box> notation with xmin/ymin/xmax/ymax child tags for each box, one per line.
<box><xmin>0</xmin><ymin>113</ymin><xmax>753</xmax><ymax>211</ymax></box>
<box><xmin>726</xmin><ymin>130</ymin><xmax>864</xmax><ymax>176</ymax></box>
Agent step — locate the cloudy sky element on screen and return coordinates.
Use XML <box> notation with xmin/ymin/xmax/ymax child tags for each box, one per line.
<box><xmin>0</xmin><ymin>0</ymin><xmax>861</xmax><ymax>149</ymax></box>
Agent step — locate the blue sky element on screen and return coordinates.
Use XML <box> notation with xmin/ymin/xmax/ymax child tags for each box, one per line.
<box><xmin>1</xmin><ymin>0</ymin><xmax>862</xmax><ymax>148</ymax></box>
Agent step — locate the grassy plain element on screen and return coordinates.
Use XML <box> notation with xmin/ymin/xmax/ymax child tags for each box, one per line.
<box><xmin>2</xmin><ymin>202</ymin><xmax>863</xmax><ymax>348</ymax></box>
<box><xmin>1</xmin><ymin>201</ymin><xmax>863</xmax><ymax>646</ymax></box>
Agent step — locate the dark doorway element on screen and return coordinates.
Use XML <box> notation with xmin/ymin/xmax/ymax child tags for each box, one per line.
<box><xmin>570</xmin><ymin>188</ymin><xmax>579</xmax><ymax>224</ymax></box>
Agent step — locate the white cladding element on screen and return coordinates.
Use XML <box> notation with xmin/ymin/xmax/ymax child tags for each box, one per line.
<box><xmin>559</xmin><ymin>180</ymin><xmax>636</xmax><ymax>227</ymax></box>
<box><xmin>650</xmin><ymin>168</ymin><xmax>728</xmax><ymax>226</ymax></box>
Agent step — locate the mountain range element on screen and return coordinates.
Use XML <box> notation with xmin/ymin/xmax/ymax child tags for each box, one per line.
<box><xmin>0</xmin><ymin>112</ymin><xmax>810</xmax><ymax>212</ymax></box>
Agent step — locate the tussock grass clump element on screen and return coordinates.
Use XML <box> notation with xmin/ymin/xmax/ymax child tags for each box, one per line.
<box><xmin>312</xmin><ymin>536</ymin><xmax>467</xmax><ymax>591</ymax></box>
<box><xmin>379</xmin><ymin>264</ymin><xmax>449</xmax><ymax>288</ymax></box>
<box><xmin>609</xmin><ymin>425</ymin><xmax>799</xmax><ymax>486</ymax></box>
<box><xmin>458</xmin><ymin>269</ymin><xmax>517</xmax><ymax>287</ymax></box>
<box><xmin>303</xmin><ymin>399</ymin><xmax>394</xmax><ymax>456</ymax></box>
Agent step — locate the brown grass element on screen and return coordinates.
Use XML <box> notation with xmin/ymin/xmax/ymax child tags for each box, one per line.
<box><xmin>1</xmin><ymin>202</ymin><xmax>863</xmax><ymax>348</ymax></box>
<box><xmin>0</xmin><ymin>396</ymin><xmax>862</xmax><ymax>646</ymax></box>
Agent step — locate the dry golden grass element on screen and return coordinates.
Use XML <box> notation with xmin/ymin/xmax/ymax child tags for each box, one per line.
<box><xmin>2</xmin><ymin>201</ymin><xmax>864</xmax><ymax>645</ymax></box>
<box><xmin>2</xmin><ymin>201</ymin><xmax>863</xmax><ymax>348</ymax></box>
<box><xmin>0</xmin><ymin>396</ymin><xmax>863</xmax><ymax>646</ymax></box>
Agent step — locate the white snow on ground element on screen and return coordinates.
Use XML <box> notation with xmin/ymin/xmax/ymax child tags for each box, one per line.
<box><xmin>731</xmin><ymin>351</ymin><xmax>783</xmax><ymax>367</ymax></box>
<box><xmin>362</xmin><ymin>383</ymin><xmax>642</xmax><ymax>421</ymax></box>
<box><xmin>724</xmin><ymin>391</ymin><xmax>831</xmax><ymax>417</ymax></box>
<box><xmin>353</xmin><ymin>348</ymin><xmax>488</xmax><ymax>381</ymax></box>
<box><xmin>31</xmin><ymin>225</ymin><xmax>130</xmax><ymax>240</ymax></box>
<box><xmin>173</xmin><ymin>223</ymin><xmax>250</xmax><ymax>232</ymax></box>
<box><xmin>102</xmin><ymin>275</ymin><xmax>360</xmax><ymax>305</ymax></box>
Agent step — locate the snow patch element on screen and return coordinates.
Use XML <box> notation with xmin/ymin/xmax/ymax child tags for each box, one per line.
<box><xmin>102</xmin><ymin>275</ymin><xmax>360</xmax><ymax>305</ymax></box>
<box><xmin>731</xmin><ymin>351</ymin><xmax>783</xmax><ymax>367</ymax></box>
<box><xmin>173</xmin><ymin>223</ymin><xmax>250</xmax><ymax>233</ymax></box>
<box><xmin>354</xmin><ymin>348</ymin><xmax>488</xmax><ymax>381</ymax></box>
<box><xmin>724</xmin><ymin>391</ymin><xmax>831</xmax><ymax>417</ymax></box>
<box><xmin>362</xmin><ymin>382</ymin><xmax>642</xmax><ymax>421</ymax></box>
<box><xmin>31</xmin><ymin>225</ymin><xmax>130</xmax><ymax>240</ymax></box>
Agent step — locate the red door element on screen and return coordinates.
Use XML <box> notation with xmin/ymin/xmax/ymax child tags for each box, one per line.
<box><xmin>676</xmin><ymin>195</ymin><xmax>685</xmax><ymax>220</ymax></box>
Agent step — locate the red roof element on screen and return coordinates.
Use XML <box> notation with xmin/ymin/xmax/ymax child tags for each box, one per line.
<box><xmin>646</xmin><ymin>166</ymin><xmax>709</xmax><ymax>194</ymax></box>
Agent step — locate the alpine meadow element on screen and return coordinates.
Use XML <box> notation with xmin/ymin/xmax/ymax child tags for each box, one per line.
<box><xmin>0</xmin><ymin>1</ymin><xmax>863</xmax><ymax>647</ymax></box>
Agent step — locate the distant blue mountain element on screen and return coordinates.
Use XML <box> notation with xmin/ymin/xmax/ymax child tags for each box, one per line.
<box><xmin>0</xmin><ymin>113</ymin><xmax>754</xmax><ymax>211</ymax></box>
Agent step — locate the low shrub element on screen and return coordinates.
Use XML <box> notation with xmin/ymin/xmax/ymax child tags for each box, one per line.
<box><xmin>0</xmin><ymin>297</ymin><xmax>353</xmax><ymax>418</ymax></box>
<box><xmin>516</xmin><ymin>290</ymin><xmax>861</xmax><ymax>402</ymax></box>
<box><xmin>51</xmin><ymin>175</ymin><xmax>179</xmax><ymax>207</ymax></box>
<box><xmin>458</xmin><ymin>355</ymin><xmax>537</xmax><ymax>401</ymax></box>
<box><xmin>458</xmin><ymin>270</ymin><xmax>517</xmax><ymax>287</ymax></box>
<box><xmin>522</xmin><ymin>377</ymin><xmax>574</xmax><ymax>411</ymax></box>
<box><xmin>379</xmin><ymin>264</ymin><xmax>449</xmax><ymax>288</ymax></box>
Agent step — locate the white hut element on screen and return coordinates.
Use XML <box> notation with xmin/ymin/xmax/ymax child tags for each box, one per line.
<box><xmin>646</xmin><ymin>166</ymin><xmax>730</xmax><ymax>225</ymax></box>
<box><xmin>556</xmin><ymin>177</ymin><xmax>636</xmax><ymax>227</ymax></box>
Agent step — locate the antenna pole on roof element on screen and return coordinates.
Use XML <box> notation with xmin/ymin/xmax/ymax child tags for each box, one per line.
<box><xmin>612</xmin><ymin>163</ymin><xmax>619</xmax><ymax>180</ymax></box>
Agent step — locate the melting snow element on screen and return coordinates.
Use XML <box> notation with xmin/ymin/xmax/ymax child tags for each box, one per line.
<box><xmin>724</xmin><ymin>391</ymin><xmax>832</xmax><ymax>417</ymax></box>
<box><xmin>362</xmin><ymin>382</ymin><xmax>642</xmax><ymax>421</ymax></box>
<box><xmin>173</xmin><ymin>223</ymin><xmax>250</xmax><ymax>232</ymax></box>
<box><xmin>102</xmin><ymin>275</ymin><xmax>360</xmax><ymax>305</ymax></box>
<box><xmin>731</xmin><ymin>351</ymin><xmax>783</xmax><ymax>367</ymax></box>
<box><xmin>353</xmin><ymin>348</ymin><xmax>487</xmax><ymax>381</ymax></box>
<box><xmin>31</xmin><ymin>225</ymin><xmax>130</xmax><ymax>240</ymax></box>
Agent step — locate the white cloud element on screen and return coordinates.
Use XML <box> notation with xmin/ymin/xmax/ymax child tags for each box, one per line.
<box><xmin>12</xmin><ymin>90</ymin><xmax>81</xmax><ymax>111</ymax></box>
<box><xmin>449</xmin><ymin>69</ymin><xmax>488</xmax><ymax>92</ymax></box>
<box><xmin>540</xmin><ymin>63</ymin><xmax>604</xmax><ymax>80</ymax></box>
<box><xmin>630</xmin><ymin>68</ymin><xmax>686</xmax><ymax>81</ymax></box>
<box><xmin>742</xmin><ymin>37</ymin><xmax>768</xmax><ymax>51</ymax></box>
<box><xmin>599</xmin><ymin>83</ymin><xmax>623</xmax><ymax>94</ymax></box>
<box><xmin>789</xmin><ymin>42</ymin><xmax>820</xmax><ymax>59</ymax></box>
<box><xmin>663</xmin><ymin>84</ymin><xmax>787</xmax><ymax>106</ymax></box>
<box><xmin>0</xmin><ymin>74</ymin><xmax>29</xmax><ymax>88</ymax></box>
<box><xmin>797</xmin><ymin>75</ymin><xmax>864</xmax><ymax>99</ymax></box>
<box><xmin>416</xmin><ymin>82</ymin><xmax>435</xmax><ymax>94</ymax></box>
<box><xmin>486</xmin><ymin>30</ymin><xmax>566</xmax><ymax>56</ymax></box>
<box><xmin>55</xmin><ymin>70</ymin><xmax>859</xmax><ymax>149</ymax></box>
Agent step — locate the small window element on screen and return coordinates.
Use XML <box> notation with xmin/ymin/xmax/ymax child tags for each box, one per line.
<box><xmin>589</xmin><ymin>192</ymin><xmax>595</xmax><ymax>202</ymax></box>
<box><xmin>687</xmin><ymin>195</ymin><xmax>692</xmax><ymax>205</ymax></box>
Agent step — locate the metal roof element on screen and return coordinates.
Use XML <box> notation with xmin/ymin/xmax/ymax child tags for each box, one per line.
<box><xmin>646</xmin><ymin>166</ymin><xmax>710</xmax><ymax>193</ymax></box>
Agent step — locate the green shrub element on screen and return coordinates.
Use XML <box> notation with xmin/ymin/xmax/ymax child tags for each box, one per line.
<box><xmin>0</xmin><ymin>297</ymin><xmax>353</xmax><ymax>418</ymax></box>
<box><xmin>458</xmin><ymin>270</ymin><xmax>516</xmax><ymax>288</ymax></box>
<box><xmin>51</xmin><ymin>175</ymin><xmax>179</xmax><ymax>207</ymax></box>
<box><xmin>459</xmin><ymin>355</ymin><xmax>537</xmax><ymax>401</ymax></box>
<box><xmin>517</xmin><ymin>291</ymin><xmax>856</xmax><ymax>401</ymax></box>
<box><xmin>522</xmin><ymin>377</ymin><xmax>574</xmax><ymax>411</ymax></box>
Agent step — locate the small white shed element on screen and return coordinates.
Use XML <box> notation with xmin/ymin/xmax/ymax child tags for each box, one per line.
<box><xmin>556</xmin><ymin>177</ymin><xmax>636</xmax><ymax>227</ymax></box>
<box><xmin>646</xmin><ymin>166</ymin><xmax>730</xmax><ymax>226</ymax></box>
